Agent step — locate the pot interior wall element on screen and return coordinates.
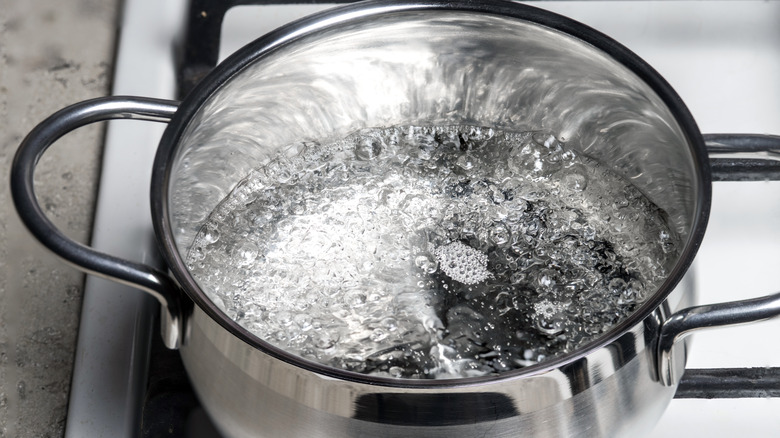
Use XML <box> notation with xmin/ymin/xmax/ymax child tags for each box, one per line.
<box><xmin>168</xmin><ymin>9</ymin><xmax>698</xmax><ymax>263</ymax></box>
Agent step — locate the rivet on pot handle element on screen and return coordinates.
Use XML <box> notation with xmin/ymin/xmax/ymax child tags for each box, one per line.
<box><xmin>9</xmin><ymin>96</ymin><xmax>187</xmax><ymax>350</ymax></box>
<box><xmin>658</xmin><ymin>133</ymin><xmax>780</xmax><ymax>386</ymax></box>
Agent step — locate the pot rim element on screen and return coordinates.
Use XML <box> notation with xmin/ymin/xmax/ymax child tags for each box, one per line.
<box><xmin>151</xmin><ymin>0</ymin><xmax>711</xmax><ymax>388</ymax></box>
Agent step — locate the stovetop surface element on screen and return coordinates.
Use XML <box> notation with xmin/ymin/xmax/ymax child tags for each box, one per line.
<box><xmin>67</xmin><ymin>2</ymin><xmax>780</xmax><ymax>437</ymax></box>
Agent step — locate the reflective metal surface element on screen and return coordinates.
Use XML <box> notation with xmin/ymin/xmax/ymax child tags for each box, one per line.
<box><xmin>658</xmin><ymin>287</ymin><xmax>780</xmax><ymax>386</ymax></box>
<box><xmin>9</xmin><ymin>96</ymin><xmax>187</xmax><ymax>349</ymax></box>
<box><xmin>705</xmin><ymin>134</ymin><xmax>780</xmax><ymax>181</ymax></box>
<box><xmin>156</xmin><ymin>2</ymin><xmax>706</xmax><ymax>436</ymax></box>
<box><xmin>180</xmin><ymin>297</ymin><xmax>684</xmax><ymax>438</ymax></box>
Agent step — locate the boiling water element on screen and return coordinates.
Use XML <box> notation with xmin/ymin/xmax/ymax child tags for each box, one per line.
<box><xmin>185</xmin><ymin>126</ymin><xmax>680</xmax><ymax>378</ymax></box>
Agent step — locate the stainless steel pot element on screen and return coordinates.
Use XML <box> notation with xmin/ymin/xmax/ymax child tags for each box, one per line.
<box><xmin>11</xmin><ymin>1</ymin><xmax>780</xmax><ymax>437</ymax></box>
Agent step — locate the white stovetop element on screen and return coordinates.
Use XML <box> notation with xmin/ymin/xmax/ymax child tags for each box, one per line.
<box><xmin>68</xmin><ymin>1</ymin><xmax>780</xmax><ymax>437</ymax></box>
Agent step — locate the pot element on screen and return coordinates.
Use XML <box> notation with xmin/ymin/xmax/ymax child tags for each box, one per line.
<box><xmin>11</xmin><ymin>1</ymin><xmax>780</xmax><ymax>437</ymax></box>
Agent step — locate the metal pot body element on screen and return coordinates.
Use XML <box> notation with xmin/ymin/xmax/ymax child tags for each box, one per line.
<box><xmin>155</xmin><ymin>2</ymin><xmax>707</xmax><ymax>437</ymax></box>
<box><xmin>180</xmin><ymin>278</ymin><xmax>694</xmax><ymax>438</ymax></box>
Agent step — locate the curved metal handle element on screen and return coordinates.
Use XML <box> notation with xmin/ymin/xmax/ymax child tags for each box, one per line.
<box><xmin>10</xmin><ymin>96</ymin><xmax>187</xmax><ymax>349</ymax></box>
<box><xmin>658</xmin><ymin>292</ymin><xmax>780</xmax><ymax>386</ymax></box>
<box><xmin>705</xmin><ymin>133</ymin><xmax>780</xmax><ymax>181</ymax></box>
<box><xmin>658</xmin><ymin>133</ymin><xmax>780</xmax><ymax>386</ymax></box>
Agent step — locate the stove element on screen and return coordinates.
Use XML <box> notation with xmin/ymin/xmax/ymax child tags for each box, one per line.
<box><xmin>64</xmin><ymin>1</ymin><xmax>780</xmax><ymax>437</ymax></box>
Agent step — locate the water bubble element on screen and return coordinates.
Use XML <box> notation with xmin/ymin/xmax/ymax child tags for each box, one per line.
<box><xmin>389</xmin><ymin>366</ymin><xmax>405</xmax><ymax>377</ymax></box>
<box><xmin>382</xmin><ymin>317</ymin><xmax>399</xmax><ymax>332</ymax></box>
<box><xmin>415</xmin><ymin>255</ymin><xmax>431</xmax><ymax>269</ymax></box>
<box><xmin>370</xmin><ymin>329</ymin><xmax>389</xmax><ymax>342</ymax></box>
<box><xmin>455</xmin><ymin>154</ymin><xmax>475</xmax><ymax>171</ymax></box>
<box><xmin>562</xmin><ymin>172</ymin><xmax>588</xmax><ymax>192</ymax></box>
<box><xmin>291</xmin><ymin>201</ymin><xmax>307</xmax><ymax>215</ymax></box>
<box><xmin>294</xmin><ymin>314</ymin><xmax>313</xmax><ymax>331</ymax></box>
<box><xmin>489</xmin><ymin>223</ymin><xmax>511</xmax><ymax>246</ymax></box>
<box><xmin>489</xmin><ymin>186</ymin><xmax>506</xmax><ymax>205</ymax></box>
<box><xmin>273</xmin><ymin>330</ymin><xmax>288</xmax><ymax>343</ymax></box>
<box><xmin>314</xmin><ymin>332</ymin><xmax>338</xmax><ymax>350</ymax></box>
<box><xmin>232</xmin><ymin>241</ymin><xmax>258</xmax><ymax>265</ymax></box>
<box><xmin>608</xmin><ymin>278</ymin><xmax>627</xmax><ymax>294</ymax></box>
<box><xmin>560</xmin><ymin>150</ymin><xmax>577</xmax><ymax>166</ymax></box>
<box><xmin>203</xmin><ymin>228</ymin><xmax>220</xmax><ymax>244</ymax></box>
<box><xmin>266</xmin><ymin>159</ymin><xmax>296</xmax><ymax>183</ymax></box>
<box><xmin>276</xmin><ymin>311</ymin><xmax>293</xmax><ymax>326</ymax></box>
<box><xmin>189</xmin><ymin>246</ymin><xmax>205</xmax><ymax>261</ymax></box>
<box><xmin>347</xmin><ymin>292</ymin><xmax>368</xmax><ymax>307</ymax></box>
<box><xmin>629</xmin><ymin>279</ymin><xmax>647</xmax><ymax>301</ymax></box>
<box><xmin>532</xmin><ymin>299</ymin><xmax>566</xmax><ymax>335</ymax></box>
<box><xmin>355</xmin><ymin>137</ymin><xmax>383</xmax><ymax>160</ymax></box>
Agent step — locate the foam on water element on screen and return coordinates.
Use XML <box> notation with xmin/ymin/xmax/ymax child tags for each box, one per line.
<box><xmin>434</xmin><ymin>241</ymin><xmax>492</xmax><ymax>285</ymax></box>
<box><xmin>185</xmin><ymin>125</ymin><xmax>681</xmax><ymax>378</ymax></box>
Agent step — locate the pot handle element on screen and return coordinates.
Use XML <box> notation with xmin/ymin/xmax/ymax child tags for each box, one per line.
<box><xmin>705</xmin><ymin>133</ymin><xmax>780</xmax><ymax>181</ymax></box>
<box><xmin>9</xmin><ymin>96</ymin><xmax>187</xmax><ymax>350</ymax></box>
<box><xmin>658</xmin><ymin>133</ymin><xmax>780</xmax><ymax>386</ymax></box>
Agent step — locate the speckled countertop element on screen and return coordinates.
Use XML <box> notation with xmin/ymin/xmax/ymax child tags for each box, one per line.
<box><xmin>0</xmin><ymin>1</ymin><xmax>119</xmax><ymax>436</ymax></box>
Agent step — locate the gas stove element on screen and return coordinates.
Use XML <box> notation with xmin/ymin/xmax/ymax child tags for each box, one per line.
<box><xmin>64</xmin><ymin>1</ymin><xmax>780</xmax><ymax>437</ymax></box>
